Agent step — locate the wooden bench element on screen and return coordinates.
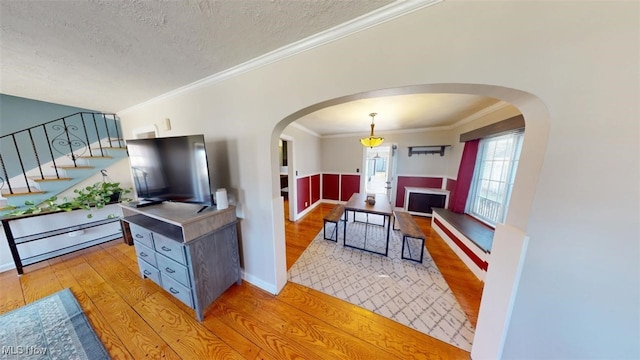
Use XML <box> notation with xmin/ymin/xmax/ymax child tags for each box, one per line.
<box><xmin>394</xmin><ymin>211</ymin><xmax>426</xmax><ymax>262</ymax></box>
<box><xmin>323</xmin><ymin>204</ymin><xmax>345</xmax><ymax>242</ymax></box>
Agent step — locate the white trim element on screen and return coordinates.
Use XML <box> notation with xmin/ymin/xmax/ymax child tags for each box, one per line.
<box><xmin>292</xmin><ymin>199</ymin><xmax>322</xmax><ymax>221</ymax></box>
<box><xmin>288</xmin><ymin>122</ymin><xmax>321</xmax><ymax>137</ymax></box>
<box><xmin>241</xmin><ymin>271</ymin><xmax>278</xmax><ymax>295</ymax></box>
<box><xmin>294</xmin><ymin>172</ymin><xmax>322</xmax><ymax>180</ymax></box>
<box><xmin>451</xmin><ymin>100</ymin><xmax>511</xmax><ymax>129</ymax></box>
<box><xmin>319</xmin><ymin>199</ymin><xmax>343</xmax><ymax>205</ymax></box>
<box><xmin>118</xmin><ymin>0</ymin><xmax>442</xmax><ymax>115</ymax></box>
<box><xmin>404</xmin><ymin>187</ymin><xmax>450</xmax><ymax>217</ymax></box>
<box><xmin>396</xmin><ymin>173</ymin><xmax>447</xmax><ymax>178</ymax></box>
<box><xmin>271</xmin><ymin>196</ymin><xmax>287</xmax><ymax>294</ymax></box>
<box><xmin>0</xmin><ymin>262</ymin><xmax>16</xmax><ymax>273</ymax></box>
<box><xmin>322</xmin><ymin>125</ymin><xmax>452</xmax><ymax>138</ymax></box>
<box><xmin>472</xmin><ymin>224</ymin><xmax>529</xmax><ymax>360</ymax></box>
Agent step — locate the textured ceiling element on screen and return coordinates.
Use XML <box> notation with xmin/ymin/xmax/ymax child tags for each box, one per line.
<box><xmin>0</xmin><ymin>0</ymin><xmax>505</xmax><ymax>135</ymax></box>
<box><xmin>0</xmin><ymin>0</ymin><xmax>393</xmax><ymax>112</ymax></box>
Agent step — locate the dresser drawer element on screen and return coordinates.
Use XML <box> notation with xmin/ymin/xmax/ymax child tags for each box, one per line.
<box><xmin>138</xmin><ymin>259</ymin><xmax>161</xmax><ymax>286</ymax></box>
<box><xmin>161</xmin><ymin>273</ymin><xmax>193</xmax><ymax>308</ymax></box>
<box><xmin>134</xmin><ymin>240</ymin><xmax>157</xmax><ymax>268</ymax></box>
<box><xmin>153</xmin><ymin>234</ymin><xmax>186</xmax><ymax>265</ymax></box>
<box><xmin>157</xmin><ymin>253</ymin><xmax>190</xmax><ymax>287</ymax></box>
<box><xmin>129</xmin><ymin>223</ymin><xmax>154</xmax><ymax>248</ymax></box>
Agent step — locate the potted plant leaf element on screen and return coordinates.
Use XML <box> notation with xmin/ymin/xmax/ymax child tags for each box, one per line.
<box><xmin>70</xmin><ymin>181</ymin><xmax>131</xmax><ymax>218</ymax></box>
<box><xmin>5</xmin><ymin>178</ymin><xmax>131</xmax><ymax>219</ymax></box>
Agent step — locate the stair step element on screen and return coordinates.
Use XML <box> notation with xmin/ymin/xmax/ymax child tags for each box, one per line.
<box><xmin>78</xmin><ymin>155</ymin><xmax>113</xmax><ymax>159</ymax></box>
<box><xmin>55</xmin><ymin>165</ymin><xmax>94</xmax><ymax>170</ymax></box>
<box><xmin>92</xmin><ymin>147</ymin><xmax>127</xmax><ymax>151</ymax></box>
<box><xmin>2</xmin><ymin>188</ymin><xmax>46</xmax><ymax>197</ymax></box>
<box><xmin>29</xmin><ymin>177</ymin><xmax>73</xmax><ymax>182</ymax></box>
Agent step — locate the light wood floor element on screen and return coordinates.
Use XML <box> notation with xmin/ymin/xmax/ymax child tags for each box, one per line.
<box><xmin>0</xmin><ymin>202</ymin><xmax>482</xmax><ymax>359</ymax></box>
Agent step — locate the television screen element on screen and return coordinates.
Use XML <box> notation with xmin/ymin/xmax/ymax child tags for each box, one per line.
<box><xmin>125</xmin><ymin>135</ymin><xmax>213</xmax><ymax>206</ymax></box>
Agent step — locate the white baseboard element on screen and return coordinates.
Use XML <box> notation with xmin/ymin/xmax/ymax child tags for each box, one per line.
<box><xmin>292</xmin><ymin>200</ymin><xmax>322</xmax><ymax>221</ymax></box>
<box><xmin>0</xmin><ymin>262</ymin><xmax>16</xmax><ymax>274</ymax></box>
<box><xmin>241</xmin><ymin>270</ymin><xmax>279</xmax><ymax>295</ymax></box>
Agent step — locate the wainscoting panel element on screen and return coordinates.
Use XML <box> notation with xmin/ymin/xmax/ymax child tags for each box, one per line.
<box><xmin>297</xmin><ymin>177</ymin><xmax>310</xmax><ymax>213</ymax></box>
<box><xmin>311</xmin><ymin>174</ymin><xmax>321</xmax><ymax>204</ymax></box>
<box><xmin>340</xmin><ymin>174</ymin><xmax>360</xmax><ymax>201</ymax></box>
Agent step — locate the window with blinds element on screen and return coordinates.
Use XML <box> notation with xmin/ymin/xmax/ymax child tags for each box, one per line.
<box><xmin>467</xmin><ymin>131</ymin><xmax>524</xmax><ymax>226</ymax></box>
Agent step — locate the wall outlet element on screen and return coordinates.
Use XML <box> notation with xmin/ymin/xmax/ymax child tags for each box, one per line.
<box><xmin>305</xmin><ymin>201</ymin><xmax>308</xmax><ymax>206</ymax></box>
<box><xmin>356</xmin><ymin>168</ymin><xmax>360</xmax><ymax>173</ymax></box>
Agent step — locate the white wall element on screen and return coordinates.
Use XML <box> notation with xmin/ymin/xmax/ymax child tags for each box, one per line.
<box><xmin>118</xmin><ymin>1</ymin><xmax>639</xmax><ymax>358</ymax></box>
<box><xmin>281</xmin><ymin>125</ymin><xmax>321</xmax><ymax>178</ymax></box>
<box><xmin>322</xmin><ymin>129</ymin><xmax>452</xmax><ymax>177</ymax></box>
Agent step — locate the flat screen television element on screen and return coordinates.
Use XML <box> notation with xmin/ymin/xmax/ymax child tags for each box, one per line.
<box><xmin>125</xmin><ymin>134</ymin><xmax>214</xmax><ymax>208</ymax></box>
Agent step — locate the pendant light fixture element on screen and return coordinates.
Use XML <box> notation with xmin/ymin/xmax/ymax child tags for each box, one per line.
<box><xmin>360</xmin><ymin>112</ymin><xmax>384</xmax><ymax>148</ymax></box>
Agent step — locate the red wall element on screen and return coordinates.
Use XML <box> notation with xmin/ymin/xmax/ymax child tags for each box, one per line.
<box><xmin>311</xmin><ymin>174</ymin><xmax>321</xmax><ymax>204</ymax></box>
<box><xmin>322</xmin><ymin>174</ymin><xmax>339</xmax><ymax>200</ymax></box>
<box><xmin>296</xmin><ymin>177</ymin><xmax>310</xmax><ymax>213</ymax></box>
<box><xmin>395</xmin><ymin>176</ymin><xmax>444</xmax><ymax>208</ymax></box>
<box><xmin>296</xmin><ymin>174</ymin><xmax>322</xmax><ymax>214</ymax></box>
<box><xmin>340</xmin><ymin>174</ymin><xmax>360</xmax><ymax>201</ymax></box>
<box><xmin>310</xmin><ymin>173</ymin><xmax>447</xmax><ymax>210</ymax></box>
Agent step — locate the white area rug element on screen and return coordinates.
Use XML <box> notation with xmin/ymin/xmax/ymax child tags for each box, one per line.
<box><xmin>288</xmin><ymin>220</ymin><xmax>475</xmax><ymax>351</ymax></box>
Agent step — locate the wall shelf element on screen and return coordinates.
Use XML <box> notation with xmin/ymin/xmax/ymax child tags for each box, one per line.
<box><xmin>408</xmin><ymin>145</ymin><xmax>450</xmax><ymax>157</ymax></box>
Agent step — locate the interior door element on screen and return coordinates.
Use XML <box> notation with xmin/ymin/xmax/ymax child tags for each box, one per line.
<box><xmin>363</xmin><ymin>144</ymin><xmax>397</xmax><ymax>205</ymax></box>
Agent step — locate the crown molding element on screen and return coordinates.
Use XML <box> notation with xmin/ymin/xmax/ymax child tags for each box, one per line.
<box><xmin>451</xmin><ymin>100</ymin><xmax>511</xmax><ymax>129</ymax></box>
<box><xmin>322</xmin><ymin>124</ymin><xmax>452</xmax><ymax>139</ymax></box>
<box><xmin>118</xmin><ymin>0</ymin><xmax>443</xmax><ymax>115</ymax></box>
<box><xmin>287</xmin><ymin>122</ymin><xmax>321</xmax><ymax>138</ymax></box>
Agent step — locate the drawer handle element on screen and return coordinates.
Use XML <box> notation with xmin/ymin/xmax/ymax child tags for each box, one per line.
<box><xmin>143</xmin><ymin>270</ymin><xmax>151</xmax><ymax>276</ymax></box>
<box><xmin>165</xmin><ymin>267</ymin><xmax>175</xmax><ymax>273</ymax></box>
<box><xmin>169</xmin><ymin>287</ymin><xmax>180</xmax><ymax>294</ymax></box>
<box><xmin>140</xmin><ymin>252</ymin><xmax>148</xmax><ymax>257</ymax></box>
<box><xmin>135</xmin><ymin>234</ymin><xmax>143</xmax><ymax>238</ymax></box>
<box><xmin>161</xmin><ymin>246</ymin><xmax>171</xmax><ymax>252</ymax></box>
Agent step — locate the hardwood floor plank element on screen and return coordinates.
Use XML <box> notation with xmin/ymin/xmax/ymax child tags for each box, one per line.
<box><xmin>0</xmin><ymin>270</ymin><xmax>24</xmax><ymax>315</ymax></box>
<box><xmin>225</xmin><ymin>283</ymin><xmax>399</xmax><ymax>360</ymax></box>
<box><xmin>82</xmin><ymin>247</ymin><xmax>157</xmax><ymax>306</ymax></box>
<box><xmin>68</xmin><ymin>259</ymin><xmax>181</xmax><ymax>359</ymax></box>
<box><xmin>49</xmin><ymin>261</ymin><xmax>133</xmax><ymax>359</ymax></box>
<box><xmin>208</xmin><ymin>295</ymin><xmax>319</xmax><ymax>359</ymax></box>
<box><xmin>202</xmin><ymin>309</ymin><xmax>269</xmax><ymax>359</ymax></box>
<box><xmin>279</xmin><ymin>282</ymin><xmax>468</xmax><ymax>359</ymax></box>
<box><xmin>0</xmin><ymin>201</ymin><xmax>481</xmax><ymax>360</ymax></box>
<box><xmin>101</xmin><ymin>241</ymin><xmax>141</xmax><ymax>273</ymax></box>
<box><xmin>135</xmin><ymin>291</ymin><xmax>245</xmax><ymax>359</ymax></box>
<box><xmin>19</xmin><ymin>266</ymin><xmax>63</xmax><ymax>303</ymax></box>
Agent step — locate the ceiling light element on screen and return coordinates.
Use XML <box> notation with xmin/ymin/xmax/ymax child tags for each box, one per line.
<box><xmin>360</xmin><ymin>112</ymin><xmax>384</xmax><ymax>148</ymax></box>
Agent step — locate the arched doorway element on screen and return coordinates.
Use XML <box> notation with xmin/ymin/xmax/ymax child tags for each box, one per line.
<box><xmin>271</xmin><ymin>83</ymin><xmax>549</xmax><ymax>358</ymax></box>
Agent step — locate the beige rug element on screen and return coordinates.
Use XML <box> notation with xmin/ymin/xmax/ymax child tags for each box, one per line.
<box><xmin>288</xmin><ymin>220</ymin><xmax>474</xmax><ymax>351</ymax></box>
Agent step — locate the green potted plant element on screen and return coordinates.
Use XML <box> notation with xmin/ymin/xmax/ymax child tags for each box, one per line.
<box><xmin>70</xmin><ymin>181</ymin><xmax>132</xmax><ymax>217</ymax></box>
<box><xmin>6</xmin><ymin>180</ymin><xmax>131</xmax><ymax>218</ymax></box>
